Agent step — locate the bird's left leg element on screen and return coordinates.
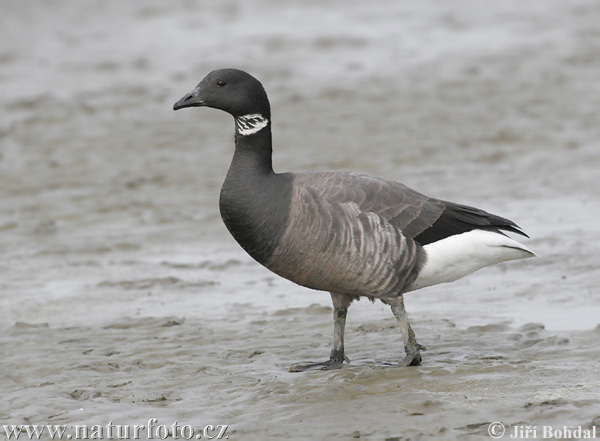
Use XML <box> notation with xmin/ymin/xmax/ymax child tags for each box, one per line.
<box><xmin>289</xmin><ymin>292</ymin><xmax>353</xmax><ymax>372</ymax></box>
<box><xmin>389</xmin><ymin>294</ymin><xmax>426</xmax><ymax>366</ymax></box>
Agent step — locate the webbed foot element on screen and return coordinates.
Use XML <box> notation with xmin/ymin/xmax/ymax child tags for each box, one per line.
<box><xmin>399</xmin><ymin>343</ymin><xmax>426</xmax><ymax>367</ymax></box>
<box><xmin>289</xmin><ymin>352</ymin><xmax>349</xmax><ymax>372</ymax></box>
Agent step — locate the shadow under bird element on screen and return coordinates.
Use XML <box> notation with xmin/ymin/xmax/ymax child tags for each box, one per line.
<box><xmin>173</xmin><ymin>68</ymin><xmax>535</xmax><ymax>371</ymax></box>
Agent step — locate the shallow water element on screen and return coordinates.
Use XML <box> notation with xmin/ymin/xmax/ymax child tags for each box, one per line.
<box><xmin>1</xmin><ymin>1</ymin><xmax>600</xmax><ymax>440</ymax></box>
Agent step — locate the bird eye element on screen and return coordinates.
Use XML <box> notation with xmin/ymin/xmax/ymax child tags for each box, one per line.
<box><xmin>216</xmin><ymin>80</ymin><xmax>226</xmax><ymax>87</ymax></box>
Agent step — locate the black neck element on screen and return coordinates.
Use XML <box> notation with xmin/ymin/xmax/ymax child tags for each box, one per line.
<box><xmin>219</xmin><ymin>120</ymin><xmax>292</xmax><ymax>266</ymax></box>
<box><xmin>229</xmin><ymin>123</ymin><xmax>274</xmax><ymax>177</ymax></box>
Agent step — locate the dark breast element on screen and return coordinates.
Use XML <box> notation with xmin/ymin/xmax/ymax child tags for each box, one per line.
<box><xmin>219</xmin><ymin>172</ymin><xmax>294</xmax><ymax>266</ymax></box>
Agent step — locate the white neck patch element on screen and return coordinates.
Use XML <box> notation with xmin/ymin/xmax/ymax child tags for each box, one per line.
<box><xmin>236</xmin><ymin>114</ymin><xmax>269</xmax><ymax>136</ymax></box>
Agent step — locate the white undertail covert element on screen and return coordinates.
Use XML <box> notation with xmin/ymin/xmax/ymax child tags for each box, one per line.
<box><xmin>408</xmin><ymin>229</ymin><xmax>536</xmax><ymax>292</ymax></box>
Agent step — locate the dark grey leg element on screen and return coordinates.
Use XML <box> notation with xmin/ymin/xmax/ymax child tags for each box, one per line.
<box><xmin>289</xmin><ymin>292</ymin><xmax>352</xmax><ymax>372</ymax></box>
<box><xmin>389</xmin><ymin>295</ymin><xmax>426</xmax><ymax>366</ymax></box>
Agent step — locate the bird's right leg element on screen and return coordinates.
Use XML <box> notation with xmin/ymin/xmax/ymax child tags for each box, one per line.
<box><xmin>389</xmin><ymin>294</ymin><xmax>426</xmax><ymax>366</ymax></box>
<box><xmin>289</xmin><ymin>292</ymin><xmax>353</xmax><ymax>372</ymax></box>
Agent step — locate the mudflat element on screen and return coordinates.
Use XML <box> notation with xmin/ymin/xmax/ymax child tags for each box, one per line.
<box><xmin>1</xmin><ymin>1</ymin><xmax>599</xmax><ymax>439</ymax></box>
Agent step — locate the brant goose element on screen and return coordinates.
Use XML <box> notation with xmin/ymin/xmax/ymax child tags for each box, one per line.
<box><xmin>173</xmin><ymin>68</ymin><xmax>535</xmax><ymax>371</ymax></box>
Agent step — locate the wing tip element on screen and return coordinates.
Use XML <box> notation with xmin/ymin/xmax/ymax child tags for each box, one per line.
<box><xmin>500</xmin><ymin>224</ymin><xmax>530</xmax><ymax>238</ymax></box>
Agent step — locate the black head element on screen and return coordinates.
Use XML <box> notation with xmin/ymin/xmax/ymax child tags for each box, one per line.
<box><xmin>173</xmin><ymin>68</ymin><xmax>270</xmax><ymax>119</ymax></box>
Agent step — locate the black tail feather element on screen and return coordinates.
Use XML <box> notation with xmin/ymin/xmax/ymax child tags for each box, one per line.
<box><xmin>413</xmin><ymin>202</ymin><xmax>529</xmax><ymax>246</ymax></box>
